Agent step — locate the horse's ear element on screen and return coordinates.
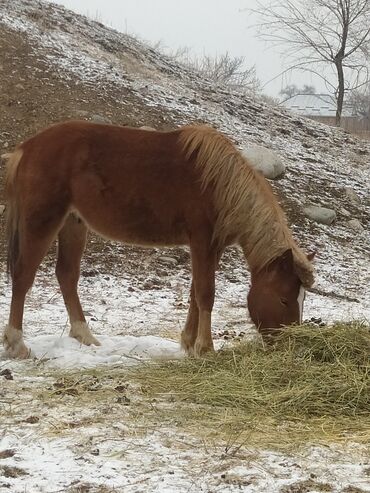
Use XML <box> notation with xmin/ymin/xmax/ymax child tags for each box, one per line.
<box><xmin>274</xmin><ymin>249</ymin><xmax>294</xmax><ymax>273</ymax></box>
<box><xmin>307</xmin><ymin>250</ymin><xmax>316</xmax><ymax>262</ymax></box>
<box><xmin>281</xmin><ymin>248</ymin><xmax>294</xmax><ymax>269</ymax></box>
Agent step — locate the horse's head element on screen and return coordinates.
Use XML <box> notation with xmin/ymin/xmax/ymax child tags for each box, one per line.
<box><xmin>247</xmin><ymin>249</ymin><xmax>315</xmax><ymax>336</ymax></box>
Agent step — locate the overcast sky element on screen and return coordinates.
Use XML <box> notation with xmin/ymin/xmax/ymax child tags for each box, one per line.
<box><xmin>47</xmin><ymin>0</ymin><xmax>321</xmax><ymax>97</ymax></box>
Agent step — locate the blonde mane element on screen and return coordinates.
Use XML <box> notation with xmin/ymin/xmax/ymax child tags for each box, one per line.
<box><xmin>179</xmin><ymin>126</ymin><xmax>314</xmax><ymax>287</ymax></box>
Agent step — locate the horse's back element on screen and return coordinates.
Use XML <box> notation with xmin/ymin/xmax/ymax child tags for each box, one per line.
<box><xmin>16</xmin><ymin>121</ymin><xmax>215</xmax><ymax>246</ymax></box>
<box><xmin>21</xmin><ymin>121</ymin><xmax>182</xmax><ymax>161</ymax></box>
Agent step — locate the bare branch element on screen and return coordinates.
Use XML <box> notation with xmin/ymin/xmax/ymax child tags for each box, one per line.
<box><xmin>249</xmin><ymin>0</ymin><xmax>370</xmax><ymax>125</ymax></box>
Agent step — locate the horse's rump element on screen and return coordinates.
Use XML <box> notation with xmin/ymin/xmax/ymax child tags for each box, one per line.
<box><xmin>3</xmin><ymin>149</ymin><xmax>23</xmax><ymax>276</ymax></box>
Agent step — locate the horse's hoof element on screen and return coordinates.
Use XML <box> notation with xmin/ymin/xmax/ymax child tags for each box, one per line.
<box><xmin>3</xmin><ymin>326</ymin><xmax>31</xmax><ymax>359</ymax></box>
<box><xmin>193</xmin><ymin>339</ymin><xmax>214</xmax><ymax>358</ymax></box>
<box><xmin>4</xmin><ymin>341</ymin><xmax>31</xmax><ymax>359</ymax></box>
<box><xmin>70</xmin><ymin>332</ymin><xmax>101</xmax><ymax>347</ymax></box>
<box><xmin>69</xmin><ymin>322</ymin><xmax>101</xmax><ymax>346</ymax></box>
<box><xmin>180</xmin><ymin>332</ymin><xmax>195</xmax><ymax>355</ymax></box>
<box><xmin>85</xmin><ymin>335</ymin><xmax>101</xmax><ymax>346</ymax></box>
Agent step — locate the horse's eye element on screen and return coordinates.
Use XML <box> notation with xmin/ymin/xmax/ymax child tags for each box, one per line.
<box><xmin>280</xmin><ymin>298</ymin><xmax>288</xmax><ymax>306</ymax></box>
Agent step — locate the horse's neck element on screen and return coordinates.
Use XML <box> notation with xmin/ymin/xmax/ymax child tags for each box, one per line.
<box><xmin>239</xmin><ymin>226</ymin><xmax>314</xmax><ymax>287</ymax></box>
<box><xmin>239</xmin><ymin>220</ymin><xmax>294</xmax><ymax>272</ymax></box>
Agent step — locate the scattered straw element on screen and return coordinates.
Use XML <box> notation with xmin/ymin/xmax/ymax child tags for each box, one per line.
<box><xmin>30</xmin><ymin>322</ymin><xmax>369</xmax><ymax>450</ymax></box>
<box><xmin>127</xmin><ymin>321</ymin><xmax>370</xmax><ymax>449</ymax></box>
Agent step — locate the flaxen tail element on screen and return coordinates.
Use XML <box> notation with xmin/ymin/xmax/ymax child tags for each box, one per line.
<box><xmin>2</xmin><ymin>149</ymin><xmax>23</xmax><ymax>278</ymax></box>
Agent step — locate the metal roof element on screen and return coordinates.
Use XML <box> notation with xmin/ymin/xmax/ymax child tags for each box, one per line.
<box><xmin>281</xmin><ymin>94</ymin><xmax>353</xmax><ymax>118</ymax></box>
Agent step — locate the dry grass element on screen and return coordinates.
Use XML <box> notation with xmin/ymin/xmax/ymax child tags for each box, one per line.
<box><xmin>127</xmin><ymin>321</ymin><xmax>370</xmax><ymax>449</ymax></box>
<box><xmin>33</xmin><ymin>321</ymin><xmax>369</xmax><ymax>450</ymax></box>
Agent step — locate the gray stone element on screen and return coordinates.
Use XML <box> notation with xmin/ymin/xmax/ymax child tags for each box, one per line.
<box><xmin>347</xmin><ymin>219</ymin><xmax>364</xmax><ymax>232</ymax></box>
<box><xmin>91</xmin><ymin>114</ymin><xmax>112</xmax><ymax>124</ymax></box>
<box><xmin>75</xmin><ymin>110</ymin><xmax>90</xmax><ymax>118</ymax></box>
<box><xmin>344</xmin><ymin>187</ymin><xmax>360</xmax><ymax>204</ymax></box>
<box><xmin>139</xmin><ymin>125</ymin><xmax>156</xmax><ymax>131</ymax></box>
<box><xmin>158</xmin><ymin>256</ymin><xmax>178</xmax><ymax>267</ymax></box>
<box><xmin>340</xmin><ymin>207</ymin><xmax>351</xmax><ymax>218</ymax></box>
<box><xmin>241</xmin><ymin>145</ymin><xmax>286</xmax><ymax>180</ymax></box>
<box><xmin>73</xmin><ymin>112</ymin><xmax>111</xmax><ymax>124</ymax></box>
<box><xmin>303</xmin><ymin>205</ymin><xmax>336</xmax><ymax>225</ymax></box>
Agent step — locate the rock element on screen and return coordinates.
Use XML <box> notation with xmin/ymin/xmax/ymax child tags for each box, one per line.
<box><xmin>340</xmin><ymin>207</ymin><xmax>351</xmax><ymax>218</ymax></box>
<box><xmin>241</xmin><ymin>145</ymin><xmax>285</xmax><ymax>180</ymax></box>
<box><xmin>139</xmin><ymin>125</ymin><xmax>156</xmax><ymax>131</ymax></box>
<box><xmin>15</xmin><ymin>83</ymin><xmax>24</xmax><ymax>90</ymax></box>
<box><xmin>158</xmin><ymin>256</ymin><xmax>178</xmax><ymax>267</ymax></box>
<box><xmin>91</xmin><ymin>114</ymin><xmax>112</xmax><ymax>124</ymax></box>
<box><xmin>0</xmin><ymin>368</ymin><xmax>13</xmax><ymax>380</ymax></box>
<box><xmin>347</xmin><ymin>219</ymin><xmax>364</xmax><ymax>232</ymax></box>
<box><xmin>72</xmin><ymin>112</ymin><xmax>112</xmax><ymax>124</ymax></box>
<box><xmin>303</xmin><ymin>205</ymin><xmax>336</xmax><ymax>225</ymax></box>
<box><xmin>75</xmin><ymin>110</ymin><xmax>90</xmax><ymax>118</ymax></box>
<box><xmin>23</xmin><ymin>416</ymin><xmax>39</xmax><ymax>424</ymax></box>
<box><xmin>344</xmin><ymin>187</ymin><xmax>360</xmax><ymax>204</ymax></box>
<box><xmin>0</xmin><ymin>449</ymin><xmax>15</xmax><ymax>459</ymax></box>
<box><xmin>0</xmin><ymin>205</ymin><xmax>5</xmax><ymax>215</ymax></box>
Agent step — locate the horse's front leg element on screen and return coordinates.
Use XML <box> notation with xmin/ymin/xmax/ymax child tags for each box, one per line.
<box><xmin>190</xmin><ymin>239</ymin><xmax>218</xmax><ymax>357</ymax></box>
<box><xmin>180</xmin><ymin>282</ymin><xmax>199</xmax><ymax>355</ymax></box>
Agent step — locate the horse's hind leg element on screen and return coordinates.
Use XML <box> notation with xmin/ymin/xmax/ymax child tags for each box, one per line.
<box><xmin>56</xmin><ymin>214</ymin><xmax>100</xmax><ymax>346</ymax></box>
<box><xmin>180</xmin><ymin>282</ymin><xmax>199</xmax><ymax>355</ymax></box>
<box><xmin>4</xmin><ymin>221</ymin><xmax>63</xmax><ymax>359</ymax></box>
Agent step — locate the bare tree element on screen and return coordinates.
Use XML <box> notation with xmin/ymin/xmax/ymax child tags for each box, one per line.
<box><xmin>252</xmin><ymin>0</ymin><xmax>370</xmax><ymax>125</ymax></box>
<box><xmin>157</xmin><ymin>43</ymin><xmax>261</xmax><ymax>95</ymax></box>
<box><xmin>190</xmin><ymin>53</ymin><xmax>261</xmax><ymax>93</ymax></box>
<box><xmin>280</xmin><ymin>84</ymin><xmax>316</xmax><ymax>100</ymax></box>
<box><xmin>348</xmin><ymin>82</ymin><xmax>370</xmax><ymax>119</ymax></box>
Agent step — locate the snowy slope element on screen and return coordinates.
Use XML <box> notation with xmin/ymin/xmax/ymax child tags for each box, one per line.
<box><xmin>0</xmin><ymin>0</ymin><xmax>369</xmax><ymax>307</ymax></box>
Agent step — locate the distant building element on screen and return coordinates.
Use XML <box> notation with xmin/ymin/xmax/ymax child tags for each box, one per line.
<box><xmin>281</xmin><ymin>93</ymin><xmax>352</xmax><ymax>119</ymax></box>
<box><xmin>281</xmin><ymin>93</ymin><xmax>369</xmax><ymax>138</ymax></box>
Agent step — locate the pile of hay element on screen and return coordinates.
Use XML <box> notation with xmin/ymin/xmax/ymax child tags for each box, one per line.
<box><xmin>129</xmin><ymin>322</ymin><xmax>370</xmax><ymax>449</ymax></box>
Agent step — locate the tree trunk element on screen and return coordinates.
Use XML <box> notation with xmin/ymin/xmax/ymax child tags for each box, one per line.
<box><xmin>335</xmin><ymin>60</ymin><xmax>345</xmax><ymax>127</ymax></box>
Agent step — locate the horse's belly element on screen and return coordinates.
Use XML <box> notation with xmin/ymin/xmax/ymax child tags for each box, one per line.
<box><xmin>71</xmin><ymin>169</ymin><xmax>211</xmax><ymax>247</ymax></box>
<box><xmin>114</xmin><ymin>220</ymin><xmax>189</xmax><ymax>246</ymax></box>
<box><xmin>76</xmin><ymin>201</ymin><xmax>190</xmax><ymax>247</ymax></box>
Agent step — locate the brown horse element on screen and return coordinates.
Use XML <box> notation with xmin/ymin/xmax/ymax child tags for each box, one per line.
<box><xmin>2</xmin><ymin>121</ymin><xmax>314</xmax><ymax>359</ymax></box>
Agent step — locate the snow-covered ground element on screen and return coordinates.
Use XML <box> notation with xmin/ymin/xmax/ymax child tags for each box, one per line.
<box><xmin>0</xmin><ymin>255</ymin><xmax>369</xmax><ymax>493</ymax></box>
<box><xmin>1</xmin><ymin>431</ymin><xmax>368</xmax><ymax>493</ymax></box>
